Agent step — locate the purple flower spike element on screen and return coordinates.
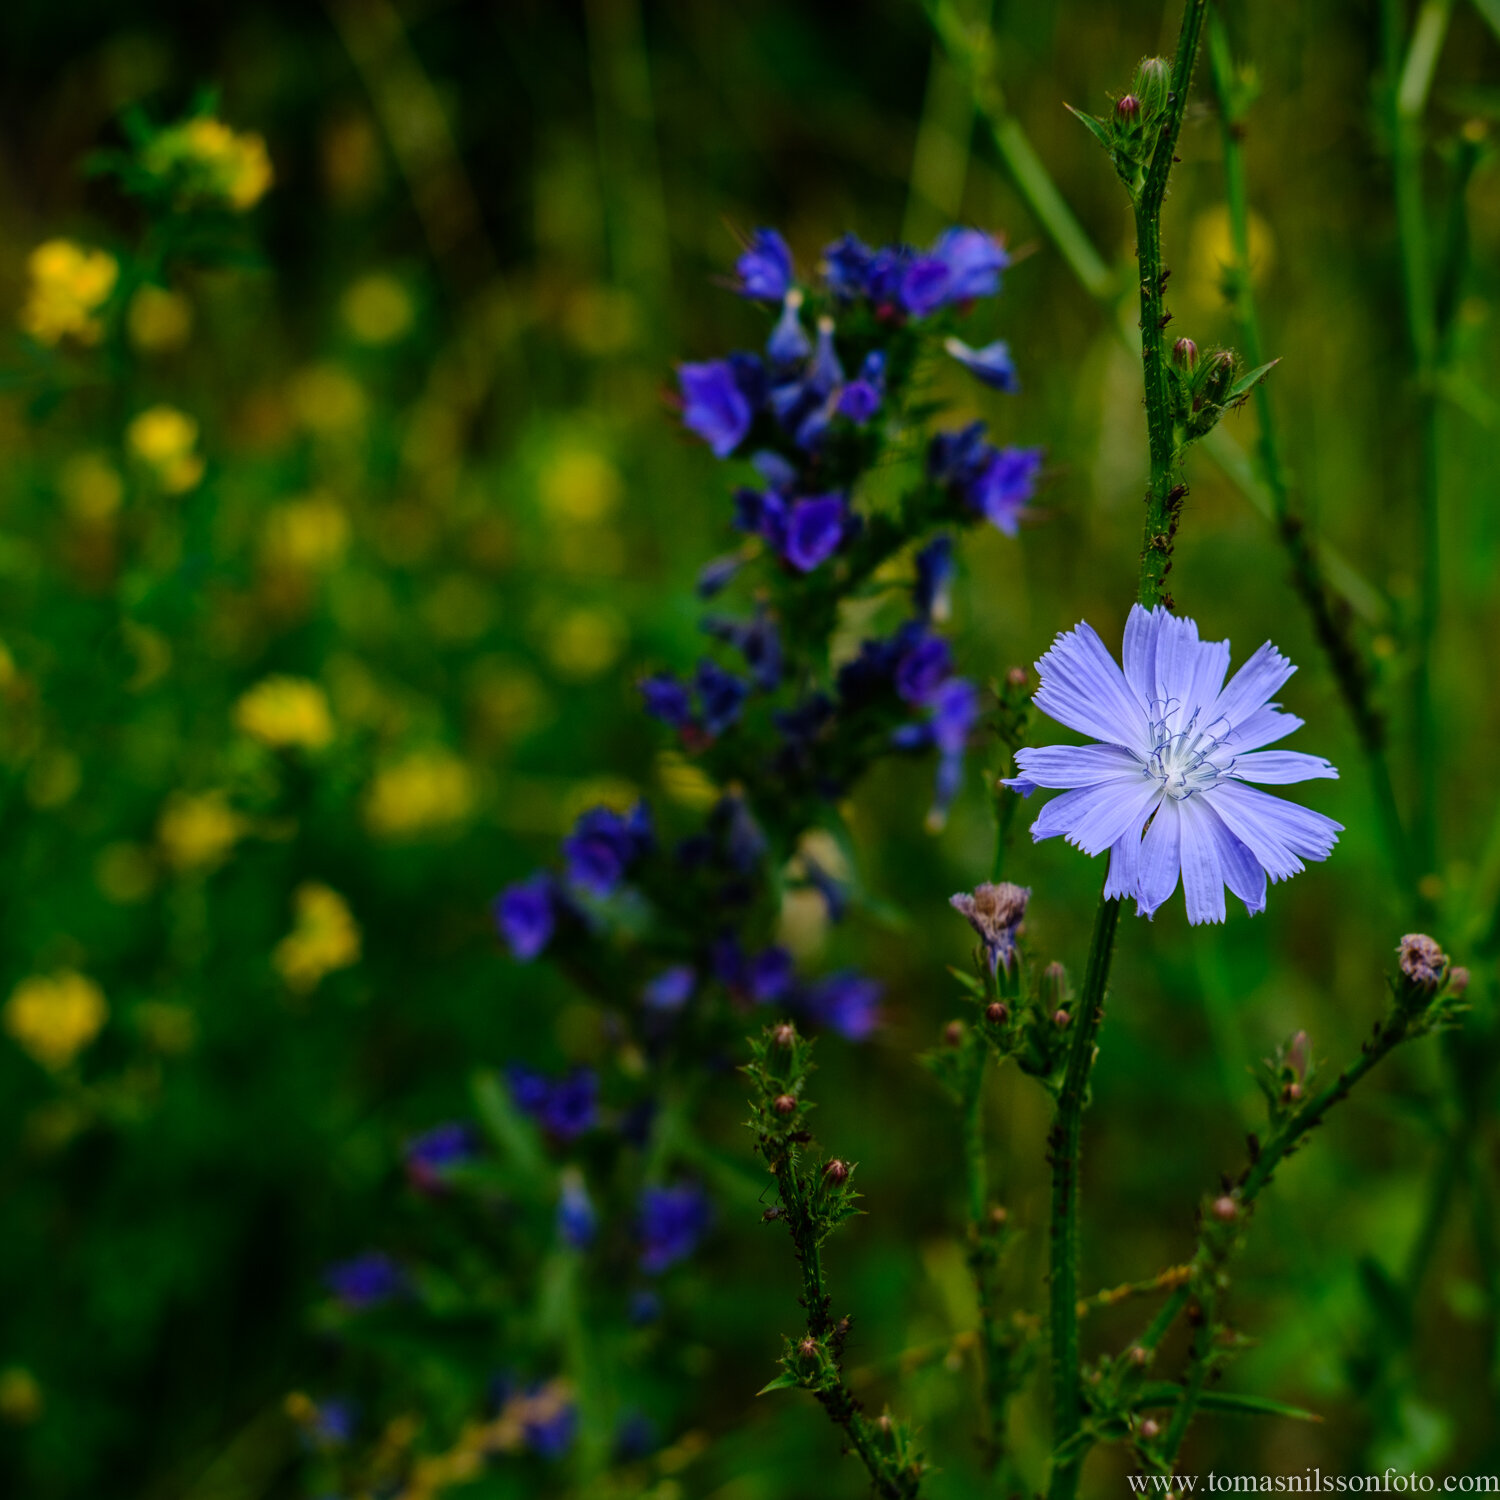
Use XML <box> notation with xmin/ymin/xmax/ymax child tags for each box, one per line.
<box><xmin>679</xmin><ymin>360</ymin><xmax>751</xmax><ymax>458</ymax></box>
<box><xmin>945</xmin><ymin>336</ymin><xmax>1019</xmax><ymax>392</ymax></box>
<box><xmin>638</xmin><ymin>1182</ymin><xmax>713</xmax><ymax>1273</ymax></box>
<box><xmin>972</xmin><ymin>447</ymin><xmax>1043</xmax><ymax>535</ymax></box>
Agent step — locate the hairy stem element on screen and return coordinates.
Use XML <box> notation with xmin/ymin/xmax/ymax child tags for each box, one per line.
<box><xmin>1135</xmin><ymin>0</ymin><xmax>1209</xmax><ymax>609</ymax></box>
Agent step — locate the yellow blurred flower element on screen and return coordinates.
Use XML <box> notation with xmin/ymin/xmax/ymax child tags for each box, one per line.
<box><xmin>0</xmin><ymin>1367</ymin><xmax>43</xmax><ymax>1425</ymax></box>
<box><xmin>158</xmin><ymin>790</ymin><xmax>244</xmax><ymax>872</ymax></box>
<box><xmin>365</xmin><ymin>749</ymin><xmax>475</xmax><ymax>838</ymax></box>
<box><xmin>127</xmin><ymin>405</ymin><xmax>204</xmax><ymax>493</ymax></box>
<box><xmin>540</xmin><ymin>449</ymin><xmax>622</xmax><ymax>522</ymax></box>
<box><xmin>656</xmin><ymin>749</ymin><xmax>718</xmax><ymax>810</ymax></box>
<box><xmin>234</xmin><ymin>676</ymin><xmax>334</xmax><ymax>750</ymax></box>
<box><xmin>59</xmin><ymin>452</ymin><xmax>125</xmax><ymax>522</ymax></box>
<box><xmin>1190</xmin><ymin>204</ymin><xmax>1274</xmax><ymax>303</ymax></box>
<box><xmin>273</xmin><ymin>883</ymin><xmax>361</xmax><ymax>993</ymax></box>
<box><xmin>4</xmin><ymin>971</ymin><xmax>108</xmax><ymax>1070</ymax></box>
<box><xmin>341</xmin><ymin>273</ymin><xmax>415</xmax><ymax>344</ymax></box>
<box><xmin>142</xmin><ymin>116</ymin><xmax>273</xmax><ymax>211</ymax></box>
<box><xmin>127</xmin><ymin>284</ymin><xmax>193</xmax><ymax>352</ymax></box>
<box><xmin>545</xmin><ymin>605</ymin><xmax>626</xmax><ymax>680</ymax></box>
<box><xmin>289</xmin><ymin>364</ymin><xmax>366</xmax><ymax>434</ymax></box>
<box><xmin>19</xmin><ymin>240</ymin><xmax>118</xmax><ymax>346</ymax></box>
<box><xmin>262</xmin><ymin>492</ymin><xmax>350</xmax><ymax>572</ymax></box>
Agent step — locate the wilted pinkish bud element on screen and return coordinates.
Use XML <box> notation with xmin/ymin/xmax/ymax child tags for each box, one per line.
<box><xmin>1398</xmin><ymin>933</ymin><xmax>1448</xmax><ymax>991</ymax></box>
<box><xmin>823</xmin><ymin>1159</ymin><xmax>849</xmax><ymax>1185</ymax></box>
<box><xmin>950</xmin><ymin>882</ymin><xmax>1030</xmax><ymax>975</ymax></box>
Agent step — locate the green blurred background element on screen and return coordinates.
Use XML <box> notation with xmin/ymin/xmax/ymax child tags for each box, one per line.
<box><xmin>1</xmin><ymin>0</ymin><xmax>1498</xmax><ymax>1496</ymax></box>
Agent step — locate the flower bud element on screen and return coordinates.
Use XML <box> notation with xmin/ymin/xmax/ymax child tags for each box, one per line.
<box><xmin>1398</xmin><ymin>933</ymin><xmax>1448</xmax><ymax>992</ymax></box>
<box><xmin>1172</xmin><ymin>336</ymin><xmax>1199</xmax><ymax>371</ymax></box>
<box><xmin>1286</xmin><ymin>1029</ymin><xmax>1310</xmax><ymax>1082</ymax></box>
<box><xmin>1212</xmin><ymin>1194</ymin><xmax>1238</xmax><ymax>1222</ymax></box>
<box><xmin>1128</xmin><ymin>1344</ymin><xmax>1149</xmax><ymax>1367</ymax></box>
<box><xmin>1053</xmin><ymin>1008</ymin><xmax>1072</xmax><ymax>1029</ymax></box>
<box><xmin>1199</xmin><ymin>349</ymin><xmax>1237</xmax><ymax>407</ymax></box>
<box><xmin>1448</xmin><ymin>966</ymin><xmax>1470</xmax><ymax>997</ymax></box>
<box><xmin>1039</xmin><ymin>961</ymin><xmax>1070</xmax><ymax>1010</ymax></box>
<box><xmin>1133</xmin><ymin>57</ymin><xmax>1171</xmax><ymax>118</ymax></box>
<box><xmin>798</xmin><ymin>1337</ymin><xmax>818</xmax><ymax>1360</ymax></box>
<box><xmin>1140</xmin><ymin>1417</ymin><xmax>1161</xmax><ymax>1441</ymax></box>
<box><xmin>950</xmin><ymin>882</ymin><xmax>1030</xmax><ymax>976</ymax></box>
<box><xmin>773</xmin><ymin>1093</ymin><xmax>797</xmax><ymax>1116</ymax></box>
<box><xmin>944</xmin><ymin>1020</ymin><xmax>965</xmax><ymax>1047</ymax></box>
<box><xmin>1114</xmin><ymin>94</ymin><xmax>1141</xmax><ymax>126</ymax></box>
<box><xmin>772</xmin><ymin>1023</ymin><xmax>796</xmax><ymax>1048</ymax></box>
<box><xmin>824</xmin><ymin>1159</ymin><xmax>850</xmax><ymax>1185</ymax></box>
<box><xmin>985</xmin><ymin>1001</ymin><xmax>1009</xmax><ymax>1025</ymax></box>
<box><xmin>1006</xmin><ymin>666</ymin><xmax>1028</xmax><ymax>688</ymax></box>
<box><xmin>990</xmin><ymin>1204</ymin><xmax>1008</xmax><ymax>1229</ymax></box>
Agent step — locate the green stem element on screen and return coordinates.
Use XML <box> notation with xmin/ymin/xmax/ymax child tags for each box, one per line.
<box><xmin>1047</xmin><ymin>882</ymin><xmax>1121</xmax><ymax>1500</ymax></box>
<box><xmin>1134</xmin><ymin>0</ymin><xmax>1209</xmax><ymax>609</ymax></box>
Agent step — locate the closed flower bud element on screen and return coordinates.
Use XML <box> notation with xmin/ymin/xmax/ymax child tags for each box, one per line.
<box><xmin>1128</xmin><ymin>1344</ymin><xmax>1149</xmax><ymax>1367</ymax></box>
<box><xmin>1398</xmin><ymin>933</ymin><xmax>1448</xmax><ymax>991</ymax></box>
<box><xmin>1286</xmin><ymin>1029</ymin><xmax>1310</xmax><ymax>1082</ymax></box>
<box><xmin>1133</xmin><ymin>57</ymin><xmax>1171</xmax><ymax>117</ymax></box>
<box><xmin>985</xmin><ymin>1001</ymin><xmax>1009</xmax><ymax>1025</ymax></box>
<box><xmin>1199</xmin><ymin>350</ymin><xmax>1237</xmax><ymax>407</ymax></box>
<box><xmin>1053</xmin><ymin>1008</ymin><xmax>1072</xmax><ymax>1029</ymax></box>
<box><xmin>772</xmin><ymin>1023</ymin><xmax>796</xmax><ymax>1048</ymax></box>
<box><xmin>1212</xmin><ymin>1194</ymin><xmax>1238</xmax><ymax>1222</ymax></box>
<box><xmin>1040</xmin><ymin>961</ymin><xmax>1070</xmax><ymax>1010</ymax></box>
<box><xmin>990</xmin><ymin>1205</ymin><xmax>1008</xmax><ymax>1228</ymax></box>
<box><xmin>1114</xmin><ymin>94</ymin><xmax>1141</xmax><ymax>126</ymax></box>
<box><xmin>944</xmin><ymin>1020</ymin><xmax>965</xmax><ymax>1046</ymax></box>
<box><xmin>824</xmin><ymin>1159</ymin><xmax>850</xmax><ymax>1184</ymax></box>
<box><xmin>798</xmin><ymin>1337</ymin><xmax>818</xmax><ymax>1360</ymax></box>
<box><xmin>1172</xmin><ymin>336</ymin><xmax>1199</xmax><ymax>371</ymax></box>
<box><xmin>773</xmin><ymin>1093</ymin><xmax>797</xmax><ymax>1116</ymax></box>
<box><xmin>1006</xmin><ymin>666</ymin><xmax>1027</xmax><ymax>688</ymax></box>
<box><xmin>1448</xmin><ymin>966</ymin><xmax>1470</xmax><ymax>997</ymax></box>
<box><xmin>1140</xmin><ymin>1417</ymin><xmax>1161</xmax><ymax>1440</ymax></box>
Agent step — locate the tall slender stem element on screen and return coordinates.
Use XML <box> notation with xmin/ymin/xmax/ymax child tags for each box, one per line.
<box><xmin>1047</xmin><ymin>881</ymin><xmax>1121</xmax><ymax>1500</ymax></box>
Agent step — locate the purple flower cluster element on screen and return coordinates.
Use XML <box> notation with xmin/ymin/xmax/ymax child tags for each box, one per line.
<box><xmin>507</xmin><ymin>1065</ymin><xmax>599</xmax><ymax>1140</ymax></box>
<box><xmin>638</xmin><ymin>1182</ymin><xmax>713</xmax><ymax>1273</ymax></box>
<box><xmin>929</xmin><ymin>420</ymin><xmax>1043</xmax><ymax>538</ymax></box>
<box><xmin>323</xmin><ymin>1251</ymin><xmax>406</xmax><ymax>1311</ymax></box>
<box><xmin>403</xmin><ymin>1121</ymin><xmax>476</xmax><ymax>1192</ymax></box>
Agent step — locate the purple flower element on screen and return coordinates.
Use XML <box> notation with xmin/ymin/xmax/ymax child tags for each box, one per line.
<box><xmin>928</xmin><ymin>420</ymin><xmax>992</xmax><ymax>487</ymax></box>
<box><xmin>324</xmin><ymin>1251</ymin><xmax>404</xmax><ymax>1310</ymax></box>
<box><xmin>822</xmin><ymin>233</ymin><xmax>874</xmax><ymax>298</ymax></box>
<box><xmin>525</xmin><ymin>1398</ymin><xmax>578</xmax><ymax>1459</ymax></box>
<box><xmin>679</xmin><ymin>360</ymin><xmax>751</xmax><ymax>458</ymax></box>
<box><xmin>557</xmin><ymin>1174</ymin><xmax>597</xmax><ymax>1249</ymax></box>
<box><xmin>638</xmin><ymin>1182</ymin><xmax>713</xmax><ymax>1274</ymax></box>
<box><xmin>564</xmin><ymin>802</ymin><xmax>653</xmax><ymax>897</ymax></box>
<box><xmin>640</xmin><ymin>672</ymin><xmax>692</xmax><ymax>727</ymax></box>
<box><xmin>895</xmin><ymin>633</ymin><xmax>953</xmax><ymax>706</ymax></box>
<box><xmin>507</xmin><ymin>1063</ymin><xmax>551</xmax><ymax>1117</ymax></box>
<box><xmin>931</xmin><ymin>227</ymin><xmax>1008</xmax><ymax>301</ymax></box>
<box><xmin>748</xmin><ymin>945</ymin><xmax>795</xmax><ymax>1003</ymax></box>
<box><xmin>702</xmin><ymin>607</ymin><xmax>782</xmax><ymax>691</ymax></box>
<box><xmin>950</xmin><ymin>882</ymin><xmax>1030</xmax><ymax>974</ymax></box>
<box><xmin>901</xmin><ymin>255</ymin><xmax>952</xmax><ymax>317</ymax></box>
<box><xmin>736</xmin><ymin>228</ymin><xmax>794</xmax><ymax>301</ymax></box>
<box><xmin>767</xmin><ymin>292</ymin><xmax>812</xmax><ymax>367</ymax></box>
<box><xmin>914</xmin><ymin>536</ymin><xmax>955</xmax><ymax>622</ymax></box>
<box><xmin>695</xmin><ymin>659</ymin><xmax>749</xmax><ymax>735</ymax></box>
<box><xmin>494</xmin><ymin>874</ymin><xmax>555</xmax><ymax>961</ymax></box>
<box><xmin>971</xmin><ymin>447</ymin><xmax>1042</xmax><ymax>535</ymax></box>
<box><xmin>1002</xmin><ymin>605</ymin><xmax>1341</xmax><ymax>924</ymax></box>
<box><xmin>696</xmin><ymin>553</ymin><xmax>745</xmax><ymax>597</ymax></box>
<box><xmin>783</xmin><ymin>494</ymin><xmax>848</xmax><ymax>572</ymax></box>
<box><xmin>836</xmin><ymin>351</ymin><xmax>886</xmax><ymax>424</ymax></box>
<box><xmin>643</xmin><ymin>965</ymin><xmax>695</xmax><ymax>1012</ymax></box>
<box><xmin>508</xmin><ymin>1065</ymin><xmax>599</xmax><ymax>1140</ymax></box>
<box><xmin>895</xmin><ymin>677</ymin><xmax>981</xmax><ymax>824</ymax></box>
<box><xmin>805</xmin><ymin>972</ymin><xmax>881</xmax><ymax>1040</ymax></box>
<box><xmin>709</xmin><ymin>791</ymin><xmax>768</xmax><ymax>872</ymax></box>
<box><xmin>945</xmin><ymin>336</ymin><xmax>1019</xmax><ymax>392</ymax></box>
<box><xmin>404</xmin><ymin>1122</ymin><xmax>476</xmax><ymax>1191</ymax></box>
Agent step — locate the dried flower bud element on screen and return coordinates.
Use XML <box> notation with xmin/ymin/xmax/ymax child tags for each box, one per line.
<box><xmin>1140</xmin><ymin>1417</ymin><xmax>1161</xmax><ymax>1441</ymax></box>
<box><xmin>1448</xmin><ymin>966</ymin><xmax>1470</xmax><ymax>997</ymax></box>
<box><xmin>824</xmin><ymin>1159</ymin><xmax>850</xmax><ymax>1185</ymax></box>
<box><xmin>772</xmin><ymin>1023</ymin><xmax>796</xmax><ymax>1048</ymax></box>
<box><xmin>1053</xmin><ymin>1008</ymin><xmax>1072</xmax><ymax>1029</ymax></box>
<box><xmin>944</xmin><ymin>1020</ymin><xmax>965</xmax><ymax>1047</ymax></box>
<box><xmin>1212</xmin><ymin>1194</ymin><xmax>1238</xmax><ymax>1222</ymax></box>
<box><xmin>1398</xmin><ymin>933</ymin><xmax>1448</xmax><ymax>991</ymax></box>
<box><xmin>950</xmin><ymin>882</ymin><xmax>1030</xmax><ymax>975</ymax></box>
<box><xmin>985</xmin><ymin>1001</ymin><xmax>1009</xmax><ymax>1025</ymax></box>
<box><xmin>773</xmin><ymin>1093</ymin><xmax>797</xmax><ymax>1116</ymax></box>
<box><xmin>1172</xmin><ymin>336</ymin><xmax>1199</xmax><ymax>371</ymax></box>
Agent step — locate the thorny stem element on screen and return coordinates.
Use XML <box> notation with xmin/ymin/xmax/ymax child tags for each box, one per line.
<box><xmin>1205</xmin><ymin>13</ymin><xmax>1412</xmax><ymax>893</ymax></box>
<box><xmin>1154</xmin><ymin>985</ymin><xmax>1443</xmax><ymax>1465</ymax></box>
<box><xmin>1047</xmin><ymin>879</ymin><xmax>1121</xmax><ymax>1500</ymax></box>
<box><xmin>1134</xmin><ymin>0</ymin><xmax>1209</xmax><ymax>610</ymax></box>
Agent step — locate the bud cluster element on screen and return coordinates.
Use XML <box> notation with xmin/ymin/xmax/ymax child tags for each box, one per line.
<box><xmin>1167</xmin><ymin>339</ymin><xmax>1275</xmax><ymax>444</ymax></box>
<box><xmin>1067</xmin><ymin>57</ymin><xmax>1173</xmax><ymax>197</ymax></box>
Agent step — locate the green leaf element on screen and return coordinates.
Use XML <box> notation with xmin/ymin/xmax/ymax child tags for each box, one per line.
<box><xmin>1228</xmin><ymin>359</ymin><xmax>1280</xmax><ymax>401</ymax></box>
<box><xmin>756</xmin><ymin>1370</ymin><xmax>801</xmax><ymax>1396</ymax></box>
<box><xmin>947</xmin><ymin>965</ymin><xmax>986</xmax><ymax>997</ymax></box>
<box><xmin>1064</xmin><ymin>103</ymin><xmax>1114</xmax><ymax>154</ymax></box>
<box><xmin>470</xmin><ymin>1068</ymin><xmax>548</xmax><ymax>1186</ymax></box>
<box><xmin>1132</xmin><ymin>1383</ymin><xmax>1321</xmax><ymax>1422</ymax></box>
<box><xmin>1472</xmin><ymin>0</ymin><xmax>1500</xmax><ymax>46</ymax></box>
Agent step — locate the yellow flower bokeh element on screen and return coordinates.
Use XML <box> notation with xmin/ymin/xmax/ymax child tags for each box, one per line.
<box><xmin>143</xmin><ymin>117</ymin><xmax>273</xmax><ymax>211</ymax></box>
<box><xmin>158</xmin><ymin>790</ymin><xmax>245</xmax><ymax>872</ymax></box>
<box><xmin>4</xmin><ymin>971</ymin><xmax>109</xmax><ymax>1070</ymax></box>
<box><xmin>234</xmin><ymin>676</ymin><xmax>335</xmax><ymax>751</ymax></box>
<box><xmin>127</xmin><ymin>405</ymin><xmax>204</xmax><ymax>493</ymax></box>
<box><xmin>20</xmin><ymin>240</ymin><xmax>118</xmax><ymax>346</ymax></box>
<box><xmin>365</xmin><ymin>749</ymin><xmax>475</xmax><ymax>838</ymax></box>
<box><xmin>273</xmin><ymin>883</ymin><xmax>362</xmax><ymax>993</ymax></box>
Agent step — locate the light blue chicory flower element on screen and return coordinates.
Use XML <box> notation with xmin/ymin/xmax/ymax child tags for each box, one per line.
<box><xmin>1004</xmin><ymin>605</ymin><xmax>1341</xmax><ymax>924</ymax></box>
